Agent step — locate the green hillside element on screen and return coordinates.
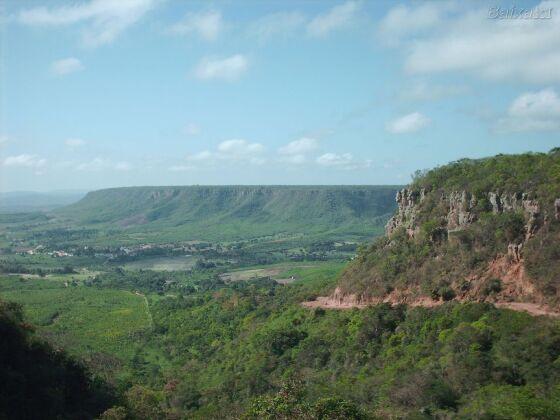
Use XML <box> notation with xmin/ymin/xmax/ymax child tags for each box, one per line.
<box><xmin>55</xmin><ymin>185</ymin><xmax>399</xmax><ymax>242</ymax></box>
<box><xmin>0</xmin><ymin>299</ymin><xmax>115</xmax><ymax>419</ymax></box>
<box><xmin>338</xmin><ymin>148</ymin><xmax>560</xmax><ymax>306</ymax></box>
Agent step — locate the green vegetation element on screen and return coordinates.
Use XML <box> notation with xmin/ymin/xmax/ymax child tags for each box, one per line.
<box><xmin>107</xmin><ymin>273</ymin><xmax>560</xmax><ymax>418</ymax></box>
<box><xmin>340</xmin><ymin>149</ymin><xmax>560</xmax><ymax>303</ymax></box>
<box><xmin>0</xmin><ymin>276</ymin><xmax>153</xmax><ymax>367</ymax></box>
<box><xmin>412</xmin><ymin>148</ymin><xmax>560</xmax><ymax>203</ymax></box>
<box><xmin>1</xmin><ymin>152</ymin><xmax>560</xmax><ymax>418</ymax></box>
<box><xmin>53</xmin><ymin>185</ymin><xmax>398</xmax><ymax>243</ymax></box>
<box><xmin>0</xmin><ymin>298</ymin><xmax>115</xmax><ymax>419</ymax></box>
<box><xmin>4</xmin><ymin>261</ymin><xmax>560</xmax><ymax>418</ymax></box>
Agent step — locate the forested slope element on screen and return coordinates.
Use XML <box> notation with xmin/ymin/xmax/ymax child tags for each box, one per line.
<box><xmin>335</xmin><ymin>148</ymin><xmax>560</xmax><ymax>309</ymax></box>
<box><xmin>0</xmin><ymin>299</ymin><xmax>115</xmax><ymax>419</ymax></box>
<box><xmin>54</xmin><ymin>185</ymin><xmax>399</xmax><ymax>241</ymax></box>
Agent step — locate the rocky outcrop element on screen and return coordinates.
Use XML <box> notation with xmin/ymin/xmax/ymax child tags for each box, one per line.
<box><xmin>507</xmin><ymin>243</ymin><xmax>523</xmax><ymax>262</ymax></box>
<box><xmin>385</xmin><ymin>188</ymin><xmax>426</xmax><ymax>237</ymax></box>
<box><xmin>386</xmin><ymin>188</ymin><xmax>543</xmax><ymax>241</ymax></box>
<box><xmin>446</xmin><ymin>191</ymin><xmax>477</xmax><ymax>231</ymax></box>
<box><xmin>488</xmin><ymin>192</ymin><xmax>541</xmax><ymax>240</ymax></box>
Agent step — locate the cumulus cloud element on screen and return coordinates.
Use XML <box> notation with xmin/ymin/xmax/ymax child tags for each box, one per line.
<box><xmin>378</xmin><ymin>2</ymin><xmax>454</xmax><ymax>46</ymax></box>
<box><xmin>51</xmin><ymin>58</ymin><xmax>83</xmax><ymax>76</ymax></box>
<box><xmin>75</xmin><ymin>157</ymin><xmax>132</xmax><ymax>171</ymax></box>
<box><xmin>217</xmin><ymin>139</ymin><xmax>265</xmax><ymax>164</ymax></box>
<box><xmin>186</xmin><ymin>150</ymin><xmax>213</xmax><ymax>162</ymax></box>
<box><xmin>2</xmin><ymin>154</ymin><xmax>46</xmax><ymax>168</ymax></box>
<box><xmin>194</xmin><ymin>54</ymin><xmax>248</xmax><ymax>81</ymax></box>
<box><xmin>316</xmin><ymin>152</ymin><xmax>353</xmax><ymax>166</ymax></box>
<box><xmin>278</xmin><ymin>137</ymin><xmax>319</xmax><ymax>155</ymax></box>
<box><xmin>248</xmin><ymin>11</ymin><xmax>305</xmax><ymax>43</ymax></box>
<box><xmin>277</xmin><ymin>137</ymin><xmax>319</xmax><ymax>165</ymax></box>
<box><xmin>496</xmin><ymin>88</ymin><xmax>560</xmax><ymax>132</ymax></box>
<box><xmin>378</xmin><ymin>0</ymin><xmax>560</xmax><ymax>83</ymax></box>
<box><xmin>180</xmin><ymin>140</ymin><xmax>266</xmax><ymax>167</ymax></box>
<box><xmin>18</xmin><ymin>0</ymin><xmax>158</xmax><ymax>47</ymax></box>
<box><xmin>169</xmin><ymin>165</ymin><xmax>195</xmax><ymax>172</ymax></box>
<box><xmin>169</xmin><ymin>10</ymin><xmax>222</xmax><ymax>41</ymax></box>
<box><xmin>316</xmin><ymin>152</ymin><xmax>371</xmax><ymax>170</ymax></box>
<box><xmin>65</xmin><ymin>138</ymin><xmax>86</xmax><ymax>147</ymax></box>
<box><xmin>386</xmin><ymin>112</ymin><xmax>430</xmax><ymax>134</ymax></box>
<box><xmin>307</xmin><ymin>1</ymin><xmax>360</xmax><ymax>37</ymax></box>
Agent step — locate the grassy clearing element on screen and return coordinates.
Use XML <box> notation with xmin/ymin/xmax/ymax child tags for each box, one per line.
<box><xmin>123</xmin><ymin>255</ymin><xmax>198</xmax><ymax>271</ymax></box>
<box><xmin>219</xmin><ymin>261</ymin><xmax>346</xmax><ymax>284</ymax></box>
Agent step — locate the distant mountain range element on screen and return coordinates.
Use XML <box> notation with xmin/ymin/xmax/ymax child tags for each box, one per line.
<box><xmin>54</xmin><ymin>185</ymin><xmax>401</xmax><ymax>242</ymax></box>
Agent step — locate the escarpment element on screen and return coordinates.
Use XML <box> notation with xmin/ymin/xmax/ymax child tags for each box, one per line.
<box><xmin>386</xmin><ymin>188</ymin><xmax>543</xmax><ymax>240</ymax></box>
<box><xmin>308</xmin><ymin>149</ymin><xmax>560</xmax><ymax>314</ymax></box>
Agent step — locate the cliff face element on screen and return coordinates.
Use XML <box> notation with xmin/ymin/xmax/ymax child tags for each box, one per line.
<box><xmin>324</xmin><ymin>150</ymin><xmax>560</xmax><ymax>312</ymax></box>
<box><xmin>386</xmin><ymin>188</ymin><xmax>543</xmax><ymax>241</ymax></box>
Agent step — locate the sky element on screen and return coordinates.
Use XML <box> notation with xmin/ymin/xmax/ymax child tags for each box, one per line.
<box><xmin>1</xmin><ymin>0</ymin><xmax>560</xmax><ymax>192</ymax></box>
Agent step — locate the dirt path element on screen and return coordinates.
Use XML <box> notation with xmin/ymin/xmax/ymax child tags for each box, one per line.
<box><xmin>303</xmin><ymin>297</ymin><xmax>560</xmax><ymax>318</ymax></box>
<box><xmin>132</xmin><ymin>291</ymin><xmax>154</xmax><ymax>329</ymax></box>
<box><xmin>494</xmin><ymin>302</ymin><xmax>560</xmax><ymax>317</ymax></box>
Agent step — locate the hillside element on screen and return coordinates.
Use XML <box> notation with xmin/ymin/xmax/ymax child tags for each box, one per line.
<box><xmin>55</xmin><ymin>185</ymin><xmax>399</xmax><ymax>241</ymax></box>
<box><xmin>310</xmin><ymin>148</ymin><xmax>560</xmax><ymax>312</ymax></box>
<box><xmin>0</xmin><ymin>299</ymin><xmax>115</xmax><ymax>419</ymax></box>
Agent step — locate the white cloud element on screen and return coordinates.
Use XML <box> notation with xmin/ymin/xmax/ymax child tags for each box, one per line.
<box><xmin>2</xmin><ymin>154</ymin><xmax>46</xmax><ymax>168</ymax></box>
<box><xmin>380</xmin><ymin>0</ymin><xmax>560</xmax><ymax>83</ymax></box>
<box><xmin>65</xmin><ymin>138</ymin><xmax>86</xmax><ymax>147</ymax></box>
<box><xmin>496</xmin><ymin>88</ymin><xmax>560</xmax><ymax>132</ymax></box>
<box><xmin>307</xmin><ymin>1</ymin><xmax>360</xmax><ymax>37</ymax></box>
<box><xmin>316</xmin><ymin>152</ymin><xmax>371</xmax><ymax>170</ymax></box>
<box><xmin>51</xmin><ymin>58</ymin><xmax>83</xmax><ymax>75</ymax></box>
<box><xmin>378</xmin><ymin>2</ymin><xmax>453</xmax><ymax>46</ymax></box>
<box><xmin>217</xmin><ymin>139</ymin><xmax>265</xmax><ymax>164</ymax></box>
<box><xmin>169</xmin><ymin>10</ymin><xmax>222</xmax><ymax>41</ymax></box>
<box><xmin>75</xmin><ymin>157</ymin><xmax>132</xmax><ymax>171</ymax></box>
<box><xmin>386</xmin><ymin>112</ymin><xmax>430</xmax><ymax>134</ymax></box>
<box><xmin>316</xmin><ymin>152</ymin><xmax>353</xmax><ymax>166</ymax></box>
<box><xmin>186</xmin><ymin>150</ymin><xmax>213</xmax><ymax>162</ymax></box>
<box><xmin>180</xmin><ymin>140</ymin><xmax>266</xmax><ymax>167</ymax></box>
<box><xmin>248</xmin><ymin>11</ymin><xmax>305</xmax><ymax>43</ymax></box>
<box><xmin>194</xmin><ymin>54</ymin><xmax>248</xmax><ymax>82</ymax></box>
<box><xmin>18</xmin><ymin>0</ymin><xmax>158</xmax><ymax>47</ymax></box>
<box><xmin>278</xmin><ymin>137</ymin><xmax>319</xmax><ymax>155</ymax></box>
<box><xmin>169</xmin><ymin>164</ymin><xmax>195</xmax><ymax>172</ymax></box>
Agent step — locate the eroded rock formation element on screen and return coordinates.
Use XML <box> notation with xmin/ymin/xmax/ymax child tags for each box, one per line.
<box><xmin>386</xmin><ymin>188</ymin><xmax>543</xmax><ymax>242</ymax></box>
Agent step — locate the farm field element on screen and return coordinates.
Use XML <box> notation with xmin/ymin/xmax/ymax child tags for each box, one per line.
<box><xmin>219</xmin><ymin>260</ymin><xmax>345</xmax><ymax>284</ymax></box>
<box><xmin>123</xmin><ymin>255</ymin><xmax>198</xmax><ymax>271</ymax></box>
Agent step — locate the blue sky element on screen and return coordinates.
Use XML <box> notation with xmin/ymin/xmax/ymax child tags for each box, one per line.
<box><xmin>1</xmin><ymin>0</ymin><xmax>559</xmax><ymax>192</ymax></box>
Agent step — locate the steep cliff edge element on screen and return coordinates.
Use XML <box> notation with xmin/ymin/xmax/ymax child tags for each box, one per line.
<box><xmin>306</xmin><ymin>149</ymin><xmax>560</xmax><ymax>314</ymax></box>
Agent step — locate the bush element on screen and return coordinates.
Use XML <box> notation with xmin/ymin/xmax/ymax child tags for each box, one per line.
<box><xmin>483</xmin><ymin>278</ymin><xmax>502</xmax><ymax>296</ymax></box>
